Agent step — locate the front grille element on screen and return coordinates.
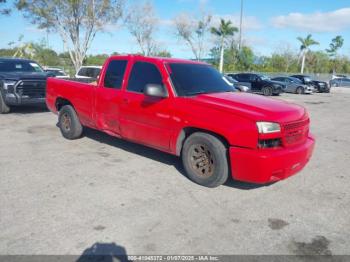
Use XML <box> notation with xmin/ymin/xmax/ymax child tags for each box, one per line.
<box><xmin>16</xmin><ymin>80</ymin><xmax>46</xmax><ymax>98</ymax></box>
<box><xmin>282</xmin><ymin>118</ymin><xmax>309</xmax><ymax>146</ymax></box>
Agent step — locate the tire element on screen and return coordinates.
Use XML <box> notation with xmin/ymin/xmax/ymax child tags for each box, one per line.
<box><xmin>296</xmin><ymin>86</ymin><xmax>304</xmax><ymax>94</ymax></box>
<box><xmin>182</xmin><ymin>132</ymin><xmax>229</xmax><ymax>188</ymax></box>
<box><xmin>262</xmin><ymin>86</ymin><xmax>272</xmax><ymax>96</ymax></box>
<box><xmin>58</xmin><ymin>105</ymin><xmax>83</xmax><ymax>140</ymax></box>
<box><xmin>0</xmin><ymin>93</ymin><xmax>10</xmax><ymax>114</ymax></box>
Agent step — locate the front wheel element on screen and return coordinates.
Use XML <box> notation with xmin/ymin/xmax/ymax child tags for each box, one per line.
<box><xmin>296</xmin><ymin>87</ymin><xmax>304</xmax><ymax>94</ymax></box>
<box><xmin>58</xmin><ymin>105</ymin><xmax>83</xmax><ymax>140</ymax></box>
<box><xmin>182</xmin><ymin>132</ymin><xmax>229</xmax><ymax>188</ymax></box>
<box><xmin>0</xmin><ymin>93</ymin><xmax>10</xmax><ymax>114</ymax></box>
<box><xmin>262</xmin><ymin>86</ymin><xmax>272</xmax><ymax>96</ymax></box>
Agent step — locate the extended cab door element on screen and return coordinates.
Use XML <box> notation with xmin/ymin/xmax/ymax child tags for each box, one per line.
<box><xmin>119</xmin><ymin>60</ymin><xmax>173</xmax><ymax>151</ymax></box>
<box><xmin>94</xmin><ymin>58</ymin><xmax>128</xmax><ymax>134</ymax></box>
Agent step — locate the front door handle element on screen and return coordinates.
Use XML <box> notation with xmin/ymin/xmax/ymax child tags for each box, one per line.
<box><xmin>123</xmin><ymin>98</ymin><xmax>130</xmax><ymax>104</ymax></box>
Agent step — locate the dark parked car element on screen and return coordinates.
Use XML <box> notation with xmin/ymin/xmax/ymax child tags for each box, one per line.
<box><xmin>271</xmin><ymin>76</ymin><xmax>313</xmax><ymax>94</ymax></box>
<box><xmin>290</xmin><ymin>75</ymin><xmax>330</xmax><ymax>93</ymax></box>
<box><xmin>228</xmin><ymin>73</ymin><xmax>285</xmax><ymax>96</ymax></box>
<box><xmin>329</xmin><ymin>77</ymin><xmax>350</xmax><ymax>87</ymax></box>
<box><xmin>0</xmin><ymin>58</ymin><xmax>49</xmax><ymax>113</ymax></box>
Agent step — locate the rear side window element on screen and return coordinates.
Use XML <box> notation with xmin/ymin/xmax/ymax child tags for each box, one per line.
<box><xmin>104</xmin><ymin>60</ymin><xmax>128</xmax><ymax>89</ymax></box>
<box><xmin>127</xmin><ymin>62</ymin><xmax>163</xmax><ymax>93</ymax></box>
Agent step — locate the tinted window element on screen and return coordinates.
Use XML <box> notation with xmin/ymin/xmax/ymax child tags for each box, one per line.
<box><xmin>290</xmin><ymin>77</ymin><xmax>302</xmax><ymax>84</ymax></box>
<box><xmin>0</xmin><ymin>60</ymin><xmax>43</xmax><ymax>72</ymax></box>
<box><xmin>91</xmin><ymin>68</ymin><xmax>101</xmax><ymax>78</ymax></box>
<box><xmin>78</xmin><ymin>68</ymin><xmax>88</xmax><ymax>76</ymax></box>
<box><xmin>104</xmin><ymin>60</ymin><xmax>128</xmax><ymax>88</ymax></box>
<box><xmin>168</xmin><ymin>63</ymin><xmax>234</xmax><ymax>96</ymax></box>
<box><xmin>237</xmin><ymin>74</ymin><xmax>250</xmax><ymax>81</ymax></box>
<box><xmin>77</xmin><ymin>67</ymin><xmax>101</xmax><ymax>78</ymax></box>
<box><xmin>273</xmin><ymin>77</ymin><xmax>283</xmax><ymax>82</ymax></box>
<box><xmin>127</xmin><ymin>62</ymin><xmax>163</xmax><ymax>93</ymax></box>
<box><xmin>46</xmin><ymin>70</ymin><xmax>65</xmax><ymax>76</ymax></box>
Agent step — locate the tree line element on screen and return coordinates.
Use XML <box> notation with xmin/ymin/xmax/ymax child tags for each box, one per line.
<box><xmin>1</xmin><ymin>0</ymin><xmax>349</xmax><ymax>74</ymax></box>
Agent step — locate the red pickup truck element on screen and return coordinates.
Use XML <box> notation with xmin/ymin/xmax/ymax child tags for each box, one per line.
<box><xmin>46</xmin><ymin>55</ymin><xmax>315</xmax><ymax>187</ymax></box>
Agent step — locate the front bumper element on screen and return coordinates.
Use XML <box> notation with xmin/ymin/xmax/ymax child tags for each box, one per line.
<box><xmin>229</xmin><ymin>135</ymin><xmax>315</xmax><ymax>184</ymax></box>
<box><xmin>4</xmin><ymin>93</ymin><xmax>46</xmax><ymax>105</ymax></box>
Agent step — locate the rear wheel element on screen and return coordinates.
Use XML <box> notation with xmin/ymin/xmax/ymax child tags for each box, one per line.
<box><xmin>296</xmin><ymin>86</ymin><xmax>304</xmax><ymax>94</ymax></box>
<box><xmin>182</xmin><ymin>132</ymin><xmax>229</xmax><ymax>188</ymax></box>
<box><xmin>262</xmin><ymin>86</ymin><xmax>272</xmax><ymax>96</ymax></box>
<box><xmin>0</xmin><ymin>93</ymin><xmax>10</xmax><ymax>114</ymax></box>
<box><xmin>58</xmin><ymin>105</ymin><xmax>83</xmax><ymax>140</ymax></box>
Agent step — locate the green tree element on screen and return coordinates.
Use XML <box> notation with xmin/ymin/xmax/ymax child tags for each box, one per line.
<box><xmin>297</xmin><ymin>34</ymin><xmax>319</xmax><ymax>74</ymax></box>
<box><xmin>236</xmin><ymin>46</ymin><xmax>254</xmax><ymax>71</ymax></box>
<box><xmin>211</xmin><ymin>19</ymin><xmax>238</xmax><ymax>73</ymax></box>
<box><xmin>326</xmin><ymin>35</ymin><xmax>344</xmax><ymax>73</ymax></box>
<box><xmin>326</xmin><ymin>35</ymin><xmax>344</xmax><ymax>58</ymax></box>
<box><xmin>85</xmin><ymin>54</ymin><xmax>109</xmax><ymax>65</ymax></box>
<box><xmin>16</xmin><ymin>0</ymin><xmax>124</xmax><ymax>72</ymax></box>
<box><xmin>154</xmin><ymin>50</ymin><xmax>172</xmax><ymax>58</ymax></box>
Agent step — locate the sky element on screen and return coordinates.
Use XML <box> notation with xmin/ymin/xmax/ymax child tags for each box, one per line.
<box><xmin>1</xmin><ymin>0</ymin><xmax>350</xmax><ymax>59</ymax></box>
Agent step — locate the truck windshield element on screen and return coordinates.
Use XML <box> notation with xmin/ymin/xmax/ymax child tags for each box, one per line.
<box><xmin>168</xmin><ymin>63</ymin><xmax>235</xmax><ymax>96</ymax></box>
<box><xmin>0</xmin><ymin>61</ymin><xmax>44</xmax><ymax>73</ymax></box>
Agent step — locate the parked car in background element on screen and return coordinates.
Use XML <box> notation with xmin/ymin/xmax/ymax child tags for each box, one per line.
<box><xmin>46</xmin><ymin>55</ymin><xmax>315</xmax><ymax>187</ymax></box>
<box><xmin>290</xmin><ymin>75</ymin><xmax>330</xmax><ymax>93</ymax></box>
<box><xmin>331</xmin><ymin>74</ymin><xmax>348</xmax><ymax>80</ymax></box>
<box><xmin>44</xmin><ymin>67</ymin><xmax>70</xmax><ymax>78</ymax></box>
<box><xmin>224</xmin><ymin>75</ymin><xmax>250</xmax><ymax>92</ymax></box>
<box><xmin>0</xmin><ymin>57</ymin><xmax>48</xmax><ymax>113</ymax></box>
<box><xmin>329</xmin><ymin>77</ymin><xmax>350</xmax><ymax>87</ymax></box>
<box><xmin>75</xmin><ymin>66</ymin><xmax>102</xmax><ymax>80</ymax></box>
<box><xmin>271</xmin><ymin>76</ymin><xmax>313</xmax><ymax>94</ymax></box>
<box><xmin>228</xmin><ymin>73</ymin><xmax>285</xmax><ymax>96</ymax></box>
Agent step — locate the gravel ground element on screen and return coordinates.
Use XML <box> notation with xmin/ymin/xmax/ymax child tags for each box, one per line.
<box><xmin>0</xmin><ymin>88</ymin><xmax>349</xmax><ymax>257</ymax></box>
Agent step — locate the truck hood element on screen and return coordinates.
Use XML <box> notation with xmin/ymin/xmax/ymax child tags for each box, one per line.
<box><xmin>0</xmin><ymin>71</ymin><xmax>49</xmax><ymax>81</ymax></box>
<box><xmin>190</xmin><ymin>92</ymin><xmax>306</xmax><ymax>123</ymax></box>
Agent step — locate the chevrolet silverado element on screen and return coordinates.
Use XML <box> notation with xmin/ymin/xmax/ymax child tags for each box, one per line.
<box><xmin>46</xmin><ymin>55</ymin><xmax>315</xmax><ymax>187</ymax></box>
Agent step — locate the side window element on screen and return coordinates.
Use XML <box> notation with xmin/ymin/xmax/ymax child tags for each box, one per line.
<box><xmin>78</xmin><ymin>68</ymin><xmax>87</xmax><ymax>76</ymax></box>
<box><xmin>127</xmin><ymin>62</ymin><xmax>163</xmax><ymax>93</ymax></box>
<box><xmin>237</xmin><ymin>74</ymin><xmax>247</xmax><ymax>81</ymax></box>
<box><xmin>104</xmin><ymin>60</ymin><xmax>128</xmax><ymax>88</ymax></box>
<box><xmin>249</xmin><ymin>74</ymin><xmax>257</xmax><ymax>81</ymax></box>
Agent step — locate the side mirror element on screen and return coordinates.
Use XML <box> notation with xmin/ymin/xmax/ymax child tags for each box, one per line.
<box><xmin>144</xmin><ymin>84</ymin><xmax>168</xmax><ymax>98</ymax></box>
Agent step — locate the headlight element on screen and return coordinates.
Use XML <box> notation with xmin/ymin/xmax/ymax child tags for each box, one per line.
<box><xmin>2</xmin><ymin>80</ymin><xmax>17</xmax><ymax>91</ymax></box>
<box><xmin>256</xmin><ymin>122</ymin><xmax>281</xmax><ymax>134</ymax></box>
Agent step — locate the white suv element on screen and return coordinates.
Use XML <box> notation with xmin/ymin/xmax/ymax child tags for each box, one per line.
<box><xmin>75</xmin><ymin>66</ymin><xmax>102</xmax><ymax>79</ymax></box>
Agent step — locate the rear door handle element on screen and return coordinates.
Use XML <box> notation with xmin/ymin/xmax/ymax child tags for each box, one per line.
<box><xmin>123</xmin><ymin>98</ymin><xmax>130</xmax><ymax>104</ymax></box>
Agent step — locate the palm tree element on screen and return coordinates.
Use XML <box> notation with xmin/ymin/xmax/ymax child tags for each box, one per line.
<box><xmin>211</xmin><ymin>19</ymin><xmax>238</xmax><ymax>73</ymax></box>
<box><xmin>297</xmin><ymin>34</ymin><xmax>319</xmax><ymax>74</ymax></box>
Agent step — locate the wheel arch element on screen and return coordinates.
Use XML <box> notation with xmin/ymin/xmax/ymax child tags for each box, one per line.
<box><xmin>175</xmin><ymin>127</ymin><xmax>229</xmax><ymax>156</ymax></box>
<box><xmin>55</xmin><ymin>97</ymin><xmax>74</xmax><ymax>111</ymax></box>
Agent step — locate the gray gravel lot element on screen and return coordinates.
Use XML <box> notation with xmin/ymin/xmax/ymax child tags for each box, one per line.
<box><xmin>0</xmin><ymin>89</ymin><xmax>350</xmax><ymax>256</ymax></box>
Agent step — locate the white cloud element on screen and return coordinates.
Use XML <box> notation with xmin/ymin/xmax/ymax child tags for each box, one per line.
<box><xmin>271</xmin><ymin>8</ymin><xmax>350</xmax><ymax>33</ymax></box>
